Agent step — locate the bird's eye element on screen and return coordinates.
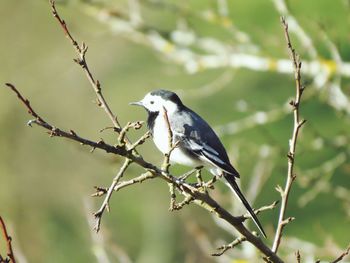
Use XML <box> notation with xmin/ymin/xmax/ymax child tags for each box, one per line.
<box><xmin>150</xmin><ymin>101</ymin><xmax>154</xmax><ymax>104</ymax></box>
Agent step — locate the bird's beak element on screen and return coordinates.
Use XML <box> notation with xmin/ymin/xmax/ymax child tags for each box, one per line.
<box><xmin>129</xmin><ymin>101</ymin><xmax>143</xmax><ymax>107</ymax></box>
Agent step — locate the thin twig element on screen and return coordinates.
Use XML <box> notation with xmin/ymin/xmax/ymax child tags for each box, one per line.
<box><xmin>5</xmin><ymin>83</ymin><xmax>45</xmax><ymax>124</ymax></box>
<box><xmin>162</xmin><ymin>107</ymin><xmax>179</xmax><ymax>210</ymax></box>
<box><xmin>212</xmin><ymin>236</ymin><xmax>247</xmax><ymax>256</ymax></box>
<box><xmin>171</xmin><ymin>195</ymin><xmax>194</xmax><ymax>211</ymax></box>
<box><xmin>168</xmin><ymin>183</ymin><xmax>177</xmax><ymax>211</ymax></box>
<box><xmin>0</xmin><ymin>217</ymin><xmax>16</xmax><ymax>263</ymax></box>
<box><xmin>50</xmin><ymin>0</ymin><xmax>122</xmax><ymax>133</ymax></box>
<box><xmin>178</xmin><ymin>169</ymin><xmax>195</xmax><ymax>181</ymax></box>
<box><xmin>117</xmin><ymin>121</ymin><xmax>143</xmax><ymax>146</ymax></box>
<box><xmin>92</xmin><ymin>171</ymin><xmax>157</xmax><ymax>197</ymax></box>
<box><xmin>113</xmin><ymin>172</ymin><xmax>157</xmax><ymax>191</ymax></box>
<box><xmin>330</xmin><ymin>245</ymin><xmax>350</xmax><ymax>263</ymax></box>
<box><xmin>272</xmin><ymin>17</ymin><xmax>306</xmax><ymax>253</ymax></box>
<box><xmin>195</xmin><ymin>169</ymin><xmax>203</xmax><ymax>186</ymax></box>
<box><xmin>161</xmin><ymin>107</ymin><xmax>179</xmax><ymax>173</ymax></box>
<box><xmin>94</xmin><ymin>158</ymin><xmax>132</xmax><ymax>232</ymax></box>
<box><xmin>238</xmin><ymin>201</ymin><xmax>279</xmax><ymax>221</ymax></box>
<box><xmin>128</xmin><ymin>131</ymin><xmax>151</xmax><ymax>151</ymax></box>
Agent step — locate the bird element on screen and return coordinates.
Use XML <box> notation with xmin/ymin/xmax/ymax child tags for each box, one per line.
<box><xmin>130</xmin><ymin>89</ymin><xmax>266</xmax><ymax>238</ymax></box>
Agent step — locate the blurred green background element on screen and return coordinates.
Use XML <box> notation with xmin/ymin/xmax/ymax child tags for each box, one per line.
<box><xmin>0</xmin><ymin>0</ymin><xmax>349</xmax><ymax>262</ymax></box>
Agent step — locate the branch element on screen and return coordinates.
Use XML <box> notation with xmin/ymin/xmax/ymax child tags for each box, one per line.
<box><xmin>272</xmin><ymin>17</ymin><xmax>306</xmax><ymax>253</ymax></box>
<box><xmin>0</xmin><ymin>217</ymin><xmax>16</xmax><ymax>263</ymax></box>
<box><xmin>161</xmin><ymin>107</ymin><xmax>181</xmax><ymax>211</ymax></box>
<box><xmin>6</xmin><ymin>82</ymin><xmax>283</xmax><ymax>263</ymax></box>
<box><xmin>50</xmin><ymin>0</ymin><xmax>122</xmax><ymax>133</ymax></box>
<box><xmin>4</xmin><ymin>83</ymin><xmax>158</xmax><ymax>168</ymax></box>
<box><xmin>83</xmin><ymin>199</ymin><xmax>112</xmax><ymax>263</ymax></box>
<box><xmin>161</xmin><ymin>107</ymin><xmax>179</xmax><ymax>173</ymax></box>
<box><xmin>330</xmin><ymin>245</ymin><xmax>350</xmax><ymax>263</ymax></box>
<box><xmin>161</xmin><ymin>109</ymin><xmax>197</xmax><ymax>212</ymax></box>
<box><xmin>238</xmin><ymin>201</ymin><xmax>279</xmax><ymax>221</ymax></box>
<box><xmin>92</xmin><ymin>171</ymin><xmax>158</xmax><ymax>198</ymax></box>
<box><xmin>117</xmin><ymin>121</ymin><xmax>143</xmax><ymax>145</ymax></box>
<box><xmin>93</xmin><ymin>158</ymin><xmax>132</xmax><ymax>232</ymax></box>
<box><xmin>272</xmin><ymin>0</ymin><xmax>318</xmax><ymax>60</ymax></box>
<box><xmin>4</xmin><ymin>83</ymin><xmax>46</xmax><ymax>124</ymax></box>
<box><xmin>6</xmin><ymin>84</ymin><xmax>125</xmax><ymax>154</ymax></box>
<box><xmin>212</xmin><ymin>236</ymin><xmax>247</xmax><ymax>257</ymax></box>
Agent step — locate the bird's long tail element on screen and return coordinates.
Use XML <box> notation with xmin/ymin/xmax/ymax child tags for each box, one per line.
<box><xmin>223</xmin><ymin>174</ymin><xmax>267</xmax><ymax>238</ymax></box>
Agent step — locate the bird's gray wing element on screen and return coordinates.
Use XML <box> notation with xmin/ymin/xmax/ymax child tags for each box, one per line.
<box><xmin>172</xmin><ymin>108</ymin><xmax>240</xmax><ymax>178</ymax></box>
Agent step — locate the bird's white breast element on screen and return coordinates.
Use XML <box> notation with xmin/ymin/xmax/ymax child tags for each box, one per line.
<box><xmin>152</xmin><ymin>112</ymin><xmax>201</xmax><ymax>167</ymax></box>
<box><xmin>153</xmin><ymin>113</ymin><xmax>171</xmax><ymax>154</ymax></box>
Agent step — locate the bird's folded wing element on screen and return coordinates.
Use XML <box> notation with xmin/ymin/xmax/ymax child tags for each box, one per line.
<box><xmin>175</xmin><ymin>131</ymin><xmax>239</xmax><ymax>177</ymax></box>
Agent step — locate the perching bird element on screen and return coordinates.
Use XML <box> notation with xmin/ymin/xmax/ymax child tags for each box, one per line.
<box><xmin>130</xmin><ymin>89</ymin><xmax>266</xmax><ymax>238</ymax></box>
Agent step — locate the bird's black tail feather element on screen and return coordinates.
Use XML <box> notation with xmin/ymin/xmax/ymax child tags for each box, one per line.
<box><xmin>223</xmin><ymin>174</ymin><xmax>267</xmax><ymax>238</ymax></box>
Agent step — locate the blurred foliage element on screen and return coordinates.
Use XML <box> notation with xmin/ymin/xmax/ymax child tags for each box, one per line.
<box><xmin>0</xmin><ymin>0</ymin><xmax>349</xmax><ymax>262</ymax></box>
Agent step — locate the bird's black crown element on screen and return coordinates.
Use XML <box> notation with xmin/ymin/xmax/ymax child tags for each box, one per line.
<box><xmin>151</xmin><ymin>90</ymin><xmax>183</xmax><ymax>106</ymax></box>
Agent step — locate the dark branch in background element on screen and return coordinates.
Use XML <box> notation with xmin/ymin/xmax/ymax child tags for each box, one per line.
<box><xmin>272</xmin><ymin>17</ymin><xmax>307</xmax><ymax>253</ymax></box>
<box><xmin>0</xmin><ymin>216</ymin><xmax>16</xmax><ymax>263</ymax></box>
<box><xmin>330</xmin><ymin>245</ymin><xmax>350</xmax><ymax>263</ymax></box>
<box><xmin>315</xmin><ymin>245</ymin><xmax>350</xmax><ymax>263</ymax></box>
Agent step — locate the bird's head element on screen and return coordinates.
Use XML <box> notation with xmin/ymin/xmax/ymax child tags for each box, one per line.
<box><xmin>130</xmin><ymin>89</ymin><xmax>183</xmax><ymax>113</ymax></box>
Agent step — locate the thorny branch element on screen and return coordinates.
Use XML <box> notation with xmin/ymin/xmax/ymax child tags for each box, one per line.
<box><xmin>272</xmin><ymin>17</ymin><xmax>306</xmax><ymax>253</ymax></box>
<box><xmin>0</xmin><ymin>217</ymin><xmax>16</xmax><ymax>263</ymax></box>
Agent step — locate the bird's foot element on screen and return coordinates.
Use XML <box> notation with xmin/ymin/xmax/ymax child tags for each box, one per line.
<box><xmin>203</xmin><ymin>176</ymin><xmax>217</xmax><ymax>190</ymax></box>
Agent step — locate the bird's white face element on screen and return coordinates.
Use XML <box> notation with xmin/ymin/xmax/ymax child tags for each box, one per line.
<box><xmin>136</xmin><ymin>93</ymin><xmax>178</xmax><ymax>113</ymax></box>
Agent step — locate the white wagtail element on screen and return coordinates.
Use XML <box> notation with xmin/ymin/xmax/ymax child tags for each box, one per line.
<box><xmin>130</xmin><ymin>89</ymin><xmax>266</xmax><ymax>238</ymax></box>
